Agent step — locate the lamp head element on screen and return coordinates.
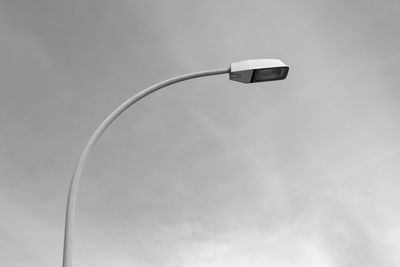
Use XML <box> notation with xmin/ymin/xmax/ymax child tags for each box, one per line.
<box><xmin>229</xmin><ymin>59</ymin><xmax>289</xmax><ymax>83</ymax></box>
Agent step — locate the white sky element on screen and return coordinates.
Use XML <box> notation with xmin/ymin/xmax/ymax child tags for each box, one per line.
<box><xmin>1</xmin><ymin>0</ymin><xmax>400</xmax><ymax>267</ymax></box>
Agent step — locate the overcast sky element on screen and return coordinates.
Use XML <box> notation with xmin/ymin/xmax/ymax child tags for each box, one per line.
<box><xmin>1</xmin><ymin>0</ymin><xmax>400</xmax><ymax>267</ymax></box>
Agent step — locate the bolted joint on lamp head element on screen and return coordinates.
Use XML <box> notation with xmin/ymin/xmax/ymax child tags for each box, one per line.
<box><xmin>229</xmin><ymin>59</ymin><xmax>289</xmax><ymax>83</ymax></box>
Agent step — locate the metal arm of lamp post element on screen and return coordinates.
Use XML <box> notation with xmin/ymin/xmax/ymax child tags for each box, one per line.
<box><xmin>62</xmin><ymin>59</ymin><xmax>289</xmax><ymax>267</ymax></box>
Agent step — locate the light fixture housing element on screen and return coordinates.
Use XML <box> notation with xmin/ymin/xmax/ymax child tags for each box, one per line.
<box><xmin>229</xmin><ymin>59</ymin><xmax>289</xmax><ymax>83</ymax></box>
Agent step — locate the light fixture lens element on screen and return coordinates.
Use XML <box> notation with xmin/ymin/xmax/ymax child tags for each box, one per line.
<box><xmin>251</xmin><ymin>67</ymin><xmax>289</xmax><ymax>83</ymax></box>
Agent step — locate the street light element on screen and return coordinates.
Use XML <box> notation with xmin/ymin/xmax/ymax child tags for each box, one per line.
<box><xmin>62</xmin><ymin>59</ymin><xmax>289</xmax><ymax>267</ymax></box>
<box><xmin>229</xmin><ymin>59</ymin><xmax>289</xmax><ymax>83</ymax></box>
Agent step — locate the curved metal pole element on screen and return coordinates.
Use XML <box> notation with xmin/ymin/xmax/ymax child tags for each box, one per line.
<box><xmin>62</xmin><ymin>67</ymin><xmax>230</xmax><ymax>267</ymax></box>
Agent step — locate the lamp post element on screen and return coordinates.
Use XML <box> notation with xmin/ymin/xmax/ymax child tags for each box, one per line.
<box><xmin>62</xmin><ymin>59</ymin><xmax>289</xmax><ymax>267</ymax></box>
